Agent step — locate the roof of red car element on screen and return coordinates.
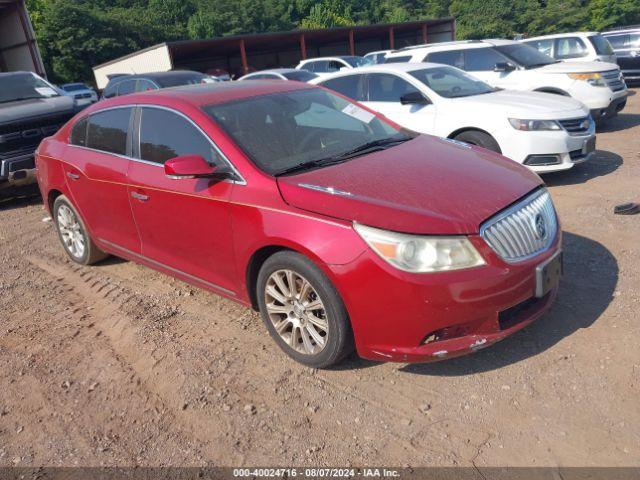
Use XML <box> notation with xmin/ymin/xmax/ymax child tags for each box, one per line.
<box><xmin>101</xmin><ymin>80</ymin><xmax>315</xmax><ymax>110</ymax></box>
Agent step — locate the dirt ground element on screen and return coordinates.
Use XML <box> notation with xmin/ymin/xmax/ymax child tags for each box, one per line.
<box><xmin>1</xmin><ymin>90</ymin><xmax>639</xmax><ymax>470</ymax></box>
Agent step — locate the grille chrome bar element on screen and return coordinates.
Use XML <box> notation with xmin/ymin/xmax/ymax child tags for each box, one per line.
<box><xmin>558</xmin><ymin>117</ymin><xmax>591</xmax><ymax>135</ymax></box>
<box><xmin>602</xmin><ymin>70</ymin><xmax>626</xmax><ymax>92</ymax></box>
<box><xmin>481</xmin><ymin>189</ymin><xmax>558</xmax><ymax>263</ymax></box>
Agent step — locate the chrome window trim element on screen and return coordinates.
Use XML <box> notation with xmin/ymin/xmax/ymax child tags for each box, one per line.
<box><xmin>479</xmin><ymin>187</ymin><xmax>558</xmax><ymax>263</ymax></box>
<box><xmin>68</xmin><ymin>104</ymin><xmax>246</xmax><ymax>185</ymax></box>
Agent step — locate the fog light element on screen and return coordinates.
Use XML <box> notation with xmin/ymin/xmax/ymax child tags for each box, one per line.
<box><xmin>524</xmin><ymin>155</ymin><xmax>560</xmax><ymax>166</ymax></box>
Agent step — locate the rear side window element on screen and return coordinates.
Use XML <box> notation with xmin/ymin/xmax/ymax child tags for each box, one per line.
<box><xmin>367</xmin><ymin>73</ymin><xmax>421</xmax><ymax>102</ymax></box>
<box><xmin>385</xmin><ymin>55</ymin><xmax>412</xmax><ymax>63</ymax></box>
<box><xmin>70</xmin><ymin>117</ymin><xmax>88</xmax><ymax>147</ymax></box>
<box><xmin>426</xmin><ymin>50</ymin><xmax>465</xmax><ymax>69</ymax></box>
<box><xmin>463</xmin><ymin>48</ymin><xmax>507</xmax><ymax>71</ymax></box>
<box><xmin>87</xmin><ymin>108</ymin><xmax>132</xmax><ymax>155</ymax></box>
<box><xmin>555</xmin><ymin>37</ymin><xmax>588</xmax><ymax>59</ymax></box>
<box><xmin>139</xmin><ymin>108</ymin><xmax>222</xmax><ymax>165</ymax></box>
<box><xmin>307</xmin><ymin>61</ymin><xmax>329</xmax><ymax>73</ymax></box>
<box><xmin>135</xmin><ymin>79</ymin><xmax>157</xmax><ymax>92</ymax></box>
<box><xmin>320</xmin><ymin>75</ymin><xmax>366</xmax><ymax>101</ymax></box>
<box><xmin>604</xmin><ymin>34</ymin><xmax>628</xmax><ymax>49</ymax></box>
<box><xmin>116</xmin><ymin>80</ymin><xmax>136</xmax><ymax>96</ymax></box>
<box><xmin>327</xmin><ymin>60</ymin><xmax>345</xmax><ymax>72</ymax></box>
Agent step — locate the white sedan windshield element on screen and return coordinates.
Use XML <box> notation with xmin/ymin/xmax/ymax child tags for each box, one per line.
<box><xmin>410</xmin><ymin>67</ymin><xmax>496</xmax><ymax>98</ymax></box>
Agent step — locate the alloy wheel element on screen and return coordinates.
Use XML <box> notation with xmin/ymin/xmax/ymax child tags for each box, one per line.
<box><xmin>57</xmin><ymin>204</ymin><xmax>86</xmax><ymax>259</ymax></box>
<box><xmin>264</xmin><ymin>269</ymin><xmax>329</xmax><ymax>355</ymax></box>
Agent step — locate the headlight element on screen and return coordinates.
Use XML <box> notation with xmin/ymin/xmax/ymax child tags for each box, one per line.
<box><xmin>353</xmin><ymin>223</ymin><xmax>485</xmax><ymax>273</ymax></box>
<box><xmin>567</xmin><ymin>72</ymin><xmax>606</xmax><ymax>86</ymax></box>
<box><xmin>509</xmin><ymin>118</ymin><xmax>561</xmax><ymax>131</ymax></box>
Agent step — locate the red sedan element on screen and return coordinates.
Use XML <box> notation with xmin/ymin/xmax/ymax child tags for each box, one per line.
<box><xmin>35</xmin><ymin>81</ymin><xmax>562</xmax><ymax>368</ymax></box>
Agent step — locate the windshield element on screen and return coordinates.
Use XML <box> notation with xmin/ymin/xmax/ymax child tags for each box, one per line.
<box><xmin>282</xmin><ymin>70</ymin><xmax>318</xmax><ymax>82</ymax></box>
<box><xmin>409</xmin><ymin>66</ymin><xmax>496</xmax><ymax>98</ymax></box>
<box><xmin>495</xmin><ymin>44</ymin><xmax>557</xmax><ymax>68</ymax></box>
<box><xmin>341</xmin><ymin>56</ymin><xmax>374</xmax><ymax>68</ymax></box>
<box><xmin>0</xmin><ymin>73</ymin><xmax>60</xmax><ymax>103</ymax></box>
<box><xmin>156</xmin><ymin>73</ymin><xmax>207</xmax><ymax>87</ymax></box>
<box><xmin>588</xmin><ymin>35</ymin><xmax>614</xmax><ymax>55</ymax></box>
<box><xmin>203</xmin><ymin>88</ymin><xmax>405</xmax><ymax>175</ymax></box>
<box><xmin>62</xmin><ymin>83</ymin><xmax>86</xmax><ymax>92</ymax></box>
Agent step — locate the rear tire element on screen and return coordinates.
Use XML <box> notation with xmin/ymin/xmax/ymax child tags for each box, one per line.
<box><xmin>53</xmin><ymin>195</ymin><xmax>108</xmax><ymax>265</ymax></box>
<box><xmin>454</xmin><ymin>130</ymin><xmax>501</xmax><ymax>153</ymax></box>
<box><xmin>257</xmin><ymin>251</ymin><xmax>354</xmax><ymax>368</ymax></box>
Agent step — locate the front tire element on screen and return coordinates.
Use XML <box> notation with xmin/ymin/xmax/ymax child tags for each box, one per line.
<box><xmin>454</xmin><ymin>130</ymin><xmax>501</xmax><ymax>153</ymax></box>
<box><xmin>53</xmin><ymin>195</ymin><xmax>108</xmax><ymax>265</ymax></box>
<box><xmin>257</xmin><ymin>251</ymin><xmax>353</xmax><ymax>368</ymax></box>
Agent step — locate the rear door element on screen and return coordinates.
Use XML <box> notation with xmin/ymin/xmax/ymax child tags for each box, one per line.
<box><xmin>126</xmin><ymin>106</ymin><xmax>238</xmax><ymax>294</ymax></box>
<box><xmin>63</xmin><ymin>107</ymin><xmax>140</xmax><ymax>253</ymax></box>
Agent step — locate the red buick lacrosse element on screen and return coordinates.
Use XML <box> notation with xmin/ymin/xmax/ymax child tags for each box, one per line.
<box><xmin>35</xmin><ymin>81</ymin><xmax>562</xmax><ymax>367</ymax></box>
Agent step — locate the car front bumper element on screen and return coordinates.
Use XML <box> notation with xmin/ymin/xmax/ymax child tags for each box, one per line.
<box><xmin>589</xmin><ymin>95</ymin><xmax>628</xmax><ymax>120</ymax></box>
<box><xmin>0</xmin><ymin>153</ymin><xmax>38</xmax><ymax>190</ymax></box>
<box><xmin>499</xmin><ymin>127</ymin><xmax>596</xmax><ymax>174</ymax></box>
<box><xmin>329</xmin><ymin>231</ymin><xmax>561</xmax><ymax>363</ymax></box>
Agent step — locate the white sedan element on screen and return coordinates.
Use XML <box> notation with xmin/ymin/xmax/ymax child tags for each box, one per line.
<box><xmin>311</xmin><ymin>63</ymin><xmax>597</xmax><ymax>173</ymax></box>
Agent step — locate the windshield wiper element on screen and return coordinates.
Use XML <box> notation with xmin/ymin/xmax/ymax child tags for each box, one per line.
<box><xmin>276</xmin><ymin>136</ymin><xmax>410</xmax><ymax>176</ymax></box>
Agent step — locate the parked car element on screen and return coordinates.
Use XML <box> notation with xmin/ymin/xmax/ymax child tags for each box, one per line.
<box><xmin>102</xmin><ymin>71</ymin><xmax>217</xmax><ymax>99</ymax></box>
<box><xmin>239</xmin><ymin>68</ymin><xmax>318</xmax><ymax>82</ymax></box>
<box><xmin>384</xmin><ymin>39</ymin><xmax>628</xmax><ymax>120</ymax></box>
<box><xmin>0</xmin><ymin>71</ymin><xmax>77</xmax><ymax>195</ymax></box>
<box><xmin>602</xmin><ymin>27</ymin><xmax>640</xmax><ymax>84</ymax></box>
<box><xmin>521</xmin><ymin>32</ymin><xmax>616</xmax><ymax>64</ymax></box>
<box><xmin>313</xmin><ymin>63</ymin><xmax>595</xmax><ymax>173</ymax></box>
<box><xmin>296</xmin><ymin>56</ymin><xmax>373</xmax><ymax>77</ymax></box>
<box><xmin>36</xmin><ymin>81</ymin><xmax>562</xmax><ymax>367</ymax></box>
<box><xmin>364</xmin><ymin>50</ymin><xmax>393</xmax><ymax>64</ymax></box>
<box><xmin>59</xmin><ymin>82</ymin><xmax>99</xmax><ymax>107</ymax></box>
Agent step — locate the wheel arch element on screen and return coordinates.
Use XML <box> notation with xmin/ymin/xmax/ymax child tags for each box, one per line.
<box><xmin>533</xmin><ymin>87</ymin><xmax>571</xmax><ymax>96</ymax></box>
<box><xmin>447</xmin><ymin>126</ymin><xmax>495</xmax><ymax>140</ymax></box>
<box><xmin>47</xmin><ymin>188</ymin><xmax>64</xmax><ymax>215</ymax></box>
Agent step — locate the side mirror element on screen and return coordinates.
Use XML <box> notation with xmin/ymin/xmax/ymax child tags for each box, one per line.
<box><xmin>400</xmin><ymin>91</ymin><xmax>431</xmax><ymax>105</ymax></box>
<box><xmin>494</xmin><ymin>62</ymin><xmax>515</xmax><ymax>72</ymax></box>
<box><xmin>164</xmin><ymin>155</ymin><xmax>218</xmax><ymax>179</ymax></box>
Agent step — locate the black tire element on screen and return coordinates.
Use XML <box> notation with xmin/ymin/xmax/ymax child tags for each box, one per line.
<box><xmin>256</xmin><ymin>251</ymin><xmax>354</xmax><ymax>368</ymax></box>
<box><xmin>454</xmin><ymin>130</ymin><xmax>501</xmax><ymax>154</ymax></box>
<box><xmin>53</xmin><ymin>195</ymin><xmax>108</xmax><ymax>265</ymax></box>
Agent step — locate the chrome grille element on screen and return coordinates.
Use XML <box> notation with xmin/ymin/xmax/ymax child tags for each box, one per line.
<box><xmin>558</xmin><ymin>116</ymin><xmax>591</xmax><ymax>135</ymax></box>
<box><xmin>481</xmin><ymin>189</ymin><xmax>558</xmax><ymax>263</ymax></box>
<box><xmin>602</xmin><ymin>69</ymin><xmax>626</xmax><ymax>92</ymax></box>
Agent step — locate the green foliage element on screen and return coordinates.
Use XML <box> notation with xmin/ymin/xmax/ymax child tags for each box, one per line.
<box><xmin>24</xmin><ymin>0</ymin><xmax>640</xmax><ymax>84</ymax></box>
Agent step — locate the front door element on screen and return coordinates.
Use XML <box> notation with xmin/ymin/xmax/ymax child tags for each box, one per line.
<box><xmin>63</xmin><ymin>107</ymin><xmax>140</xmax><ymax>253</ymax></box>
<box><xmin>363</xmin><ymin>72</ymin><xmax>436</xmax><ymax>133</ymax></box>
<box><xmin>126</xmin><ymin>106</ymin><xmax>238</xmax><ymax>294</ymax></box>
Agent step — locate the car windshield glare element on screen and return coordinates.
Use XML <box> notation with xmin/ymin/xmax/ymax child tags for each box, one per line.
<box><xmin>409</xmin><ymin>66</ymin><xmax>496</xmax><ymax>98</ymax></box>
<box><xmin>342</xmin><ymin>56</ymin><xmax>374</xmax><ymax>68</ymax></box>
<box><xmin>0</xmin><ymin>73</ymin><xmax>60</xmax><ymax>103</ymax></box>
<box><xmin>495</xmin><ymin>44</ymin><xmax>557</xmax><ymax>68</ymax></box>
<box><xmin>156</xmin><ymin>74</ymin><xmax>207</xmax><ymax>88</ymax></box>
<box><xmin>282</xmin><ymin>70</ymin><xmax>318</xmax><ymax>82</ymax></box>
<box><xmin>203</xmin><ymin>88</ymin><xmax>403</xmax><ymax>175</ymax></box>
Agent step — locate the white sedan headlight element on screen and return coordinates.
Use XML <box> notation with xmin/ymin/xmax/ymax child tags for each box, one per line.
<box><xmin>509</xmin><ymin>118</ymin><xmax>561</xmax><ymax>131</ymax></box>
<box><xmin>354</xmin><ymin>223</ymin><xmax>485</xmax><ymax>273</ymax></box>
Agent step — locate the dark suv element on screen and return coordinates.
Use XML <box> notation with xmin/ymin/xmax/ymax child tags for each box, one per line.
<box><xmin>0</xmin><ymin>71</ymin><xmax>77</xmax><ymax>195</ymax></box>
<box><xmin>102</xmin><ymin>71</ymin><xmax>216</xmax><ymax>99</ymax></box>
<box><xmin>602</xmin><ymin>27</ymin><xmax>640</xmax><ymax>83</ymax></box>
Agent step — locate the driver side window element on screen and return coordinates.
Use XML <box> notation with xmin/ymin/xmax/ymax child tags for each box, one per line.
<box><xmin>138</xmin><ymin>107</ymin><xmax>224</xmax><ymax>166</ymax></box>
<box><xmin>367</xmin><ymin>73</ymin><xmax>420</xmax><ymax>102</ymax></box>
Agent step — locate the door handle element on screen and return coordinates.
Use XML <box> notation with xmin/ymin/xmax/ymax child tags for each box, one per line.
<box><xmin>131</xmin><ymin>191</ymin><xmax>149</xmax><ymax>202</ymax></box>
<box><xmin>67</xmin><ymin>172</ymin><xmax>80</xmax><ymax>180</ymax></box>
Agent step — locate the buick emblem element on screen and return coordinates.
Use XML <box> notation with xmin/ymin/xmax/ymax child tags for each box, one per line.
<box><xmin>534</xmin><ymin>214</ymin><xmax>547</xmax><ymax>239</ymax></box>
<box><xmin>580</xmin><ymin>119</ymin><xmax>590</xmax><ymax>130</ymax></box>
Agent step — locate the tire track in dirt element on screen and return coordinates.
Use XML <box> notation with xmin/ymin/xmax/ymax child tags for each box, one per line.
<box><xmin>26</xmin><ymin>251</ymin><xmax>493</xmax><ymax>465</ymax></box>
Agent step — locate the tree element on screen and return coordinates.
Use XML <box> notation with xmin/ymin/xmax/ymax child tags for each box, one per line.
<box><xmin>300</xmin><ymin>0</ymin><xmax>355</xmax><ymax>28</ymax></box>
<box><xmin>588</xmin><ymin>0</ymin><xmax>640</xmax><ymax>31</ymax></box>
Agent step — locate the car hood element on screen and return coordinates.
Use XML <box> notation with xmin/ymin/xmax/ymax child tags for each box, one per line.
<box><xmin>535</xmin><ymin>61</ymin><xmax>620</xmax><ymax>74</ymax></box>
<box><xmin>277</xmin><ymin>135</ymin><xmax>543</xmax><ymax>235</ymax></box>
<box><xmin>0</xmin><ymin>95</ymin><xmax>75</xmax><ymax>125</ymax></box>
<box><xmin>450</xmin><ymin>90</ymin><xmax>588</xmax><ymax>119</ymax></box>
